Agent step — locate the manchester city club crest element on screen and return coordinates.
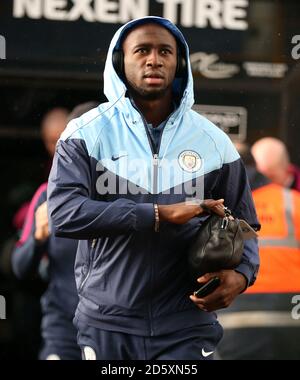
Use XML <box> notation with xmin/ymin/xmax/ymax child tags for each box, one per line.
<box><xmin>178</xmin><ymin>151</ymin><xmax>202</xmax><ymax>173</ymax></box>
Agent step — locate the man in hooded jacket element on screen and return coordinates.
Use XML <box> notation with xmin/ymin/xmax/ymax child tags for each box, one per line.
<box><xmin>48</xmin><ymin>17</ymin><xmax>259</xmax><ymax>360</ymax></box>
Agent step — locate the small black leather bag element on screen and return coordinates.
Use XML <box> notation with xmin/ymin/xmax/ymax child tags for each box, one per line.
<box><xmin>188</xmin><ymin>209</ymin><xmax>244</xmax><ymax>279</ymax></box>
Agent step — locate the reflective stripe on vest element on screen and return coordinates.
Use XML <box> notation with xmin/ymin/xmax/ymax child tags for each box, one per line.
<box><xmin>218</xmin><ymin>311</ymin><xmax>300</xmax><ymax>329</ymax></box>
<box><xmin>259</xmin><ymin>189</ymin><xmax>300</xmax><ymax>248</ymax></box>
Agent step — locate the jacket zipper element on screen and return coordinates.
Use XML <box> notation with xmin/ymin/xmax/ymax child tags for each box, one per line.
<box><xmin>153</xmin><ymin>154</ymin><xmax>159</xmax><ymax>195</ymax></box>
<box><xmin>138</xmin><ymin>116</ymin><xmax>160</xmax><ymax>195</ymax></box>
<box><xmin>138</xmin><ymin>111</ymin><xmax>173</xmax><ymax>336</ymax></box>
<box><xmin>79</xmin><ymin>238</ymin><xmax>97</xmax><ymax>293</ymax></box>
<box><xmin>139</xmin><ymin>118</ymin><xmax>158</xmax><ymax>335</ymax></box>
<box><xmin>141</xmin><ymin>117</ymin><xmax>174</xmax><ymax>335</ymax></box>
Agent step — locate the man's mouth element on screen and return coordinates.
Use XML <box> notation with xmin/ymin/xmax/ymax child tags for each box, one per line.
<box><xmin>144</xmin><ymin>73</ymin><xmax>164</xmax><ymax>79</ymax></box>
<box><xmin>144</xmin><ymin>73</ymin><xmax>164</xmax><ymax>85</ymax></box>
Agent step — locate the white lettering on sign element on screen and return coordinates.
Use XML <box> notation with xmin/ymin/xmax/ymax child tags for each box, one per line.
<box><xmin>45</xmin><ymin>0</ymin><xmax>68</xmax><ymax>20</ymax></box>
<box><xmin>69</xmin><ymin>0</ymin><xmax>95</xmax><ymax>22</ymax></box>
<box><xmin>13</xmin><ymin>0</ymin><xmax>43</xmax><ymax>19</ymax></box>
<box><xmin>13</xmin><ymin>0</ymin><xmax>249</xmax><ymax>30</ymax></box>
<box><xmin>119</xmin><ymin>0</ymin><xmax>149</xmax><ymax>23</ymax></box>
<box><xmin>193</xmin><ymin>104</ymin><xmax>248</xmax><ymax>142</ymax></box>
<box><xmin>95</xmin><ymin>0</ymin><xmax>120</xmax><ymax>23</ymax></box>
<box><xmin>13</xmin><ymin>0</ymin><xmax>148</xmax><ymax>22</ymax></box>
<box><xmin>157</xmin><ymin>0</ymin><xmax>248</xmax><ymax>29</ymax></box>
<box><xmin>243</xmin><ymin>62</ymin><xmax>288</xmax><ymax>79</ymax></box>
<box><xmin>190</xmin><ymin>52</ymin><xmax>240</xmax><ymax>78</ymax></box>
<box><xmin>223</xmin><ymin>0</ymin><xmax>248</xmax><ymax>30</ymax></box>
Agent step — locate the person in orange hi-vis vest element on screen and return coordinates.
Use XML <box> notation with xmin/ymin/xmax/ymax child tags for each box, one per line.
<box><xmin>217</xmin><ymin>146</ymin><xmax>300</xmax><ymax>360</ymax></box>
<box><xmin>248</xmin><ymin>183</ymin><xmax>300</xmax><ymax>294</ymax></box>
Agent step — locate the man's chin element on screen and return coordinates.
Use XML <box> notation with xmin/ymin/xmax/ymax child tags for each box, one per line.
<box><xmin>127</xmin><ymin>81</ymin><xmax>169</xmax><ymax>101</ymax></box>
<box><xmin>140</xmin><ymin>88</ymin><xmax>167</xmax><ymax>100</ymax></box>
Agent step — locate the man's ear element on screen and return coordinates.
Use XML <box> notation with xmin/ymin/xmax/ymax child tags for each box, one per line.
<box><xmin>176</xmin><ymin>46</ymin><xmax>187</xmax><ymax>77</ymax></box>
<box><xmin>112</xmin><ymin>49</ymin><xmax>125</xmax><ymax>78</ymax></box>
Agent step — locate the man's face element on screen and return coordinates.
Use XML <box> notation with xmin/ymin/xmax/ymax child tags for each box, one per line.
<box><xmin>256</xmin><ymin>163</ymin><xmax>287</xmax><ymax>186</ymax></box>
<box><xmin>42</xmin><ymin>113</ymin><xmax>67</xmax><ymax>157</ymax></box>
<box><xmin>122</xmin><ymin>23</ymin><xmax>178</xmax><ymax>100</ymax></box>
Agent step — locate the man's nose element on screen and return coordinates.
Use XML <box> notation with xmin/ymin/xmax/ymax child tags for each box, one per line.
<box><xmin>146</xmin><ymin>50</ymin><xmax>162</xmax><ymax>67</ymax></box>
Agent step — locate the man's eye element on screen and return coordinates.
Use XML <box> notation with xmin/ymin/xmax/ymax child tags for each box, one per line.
<box><xmin>137</xmin><ymin>48</ymin><xmax>147</xmax><ymax>54</ymax></box>
<box><xmin>161</xmin><ymin>49</ymin><xmax>171</xmax><ymax>55</ymax></box>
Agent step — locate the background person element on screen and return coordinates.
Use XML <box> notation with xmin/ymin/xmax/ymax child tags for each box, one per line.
<box><xmin>251</xmin><ymin>137</ymin><xmax>300</xmax><ymax>192</ymax></box>
<box><xmin>0</xmin><ymin>107</ymin><xmax>69</xmax><ymax>360</ymax></box>
<box><xmin>217</xmin><ymin>147</ymin><xmax>300</xmax><ymax>360</ymax></box>
<box><xmin>11</xmin><ymin>102</ymin><xmax>98</xmax><ymax>360</ymax></box>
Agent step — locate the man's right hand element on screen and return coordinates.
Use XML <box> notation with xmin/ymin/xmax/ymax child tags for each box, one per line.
<box><xmin>34</xmin><ymin>201</ymin><xmax>50</xmax><ymax>242</ymax></box>
<box><xmin>158</xmin><ymin>199</ymin><xmax>224</xmax><ymax>225</ymax></box>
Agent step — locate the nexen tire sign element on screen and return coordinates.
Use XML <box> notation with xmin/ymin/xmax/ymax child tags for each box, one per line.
<box><xmin>13</xmin><ymin>0</ymin><xmax>249</xmax><ymax>30</ymax></box>
<box><xmin>0</xmin><ymin>0</ymin><xmax>250</xmax><ymax>76</ymax></box>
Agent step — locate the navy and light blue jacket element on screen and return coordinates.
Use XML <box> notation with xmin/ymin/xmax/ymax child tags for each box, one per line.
<box><xmin>12</xmin><ymin>183</ymin><xmax>79</xmax><ymax>342</ymax></box>
<box><xmin>48</xmin><ymin>17</ymin><xmax>259</xmax><ymax>336</ymax></box>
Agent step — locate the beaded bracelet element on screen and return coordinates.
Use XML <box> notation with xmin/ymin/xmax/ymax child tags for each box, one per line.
<box><xmin>154</xmin><ymin>204</ymin><xmax>160</xmax><ymax>232</ymax></box>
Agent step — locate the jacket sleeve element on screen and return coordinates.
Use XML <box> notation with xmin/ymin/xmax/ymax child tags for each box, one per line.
<box><xmin>48</xmin><ymin>138</ymin><xmax>155</xmax><ymax>240</ymax></box>
<box><xmin>213</xmin><ymin>157</ymin><xmax>260</xmax><ymax>287</ymax></box>
<box><xmin>12</xmin><ymin>187</ymin><xmax>48</xmax><ymax>280</ymax></box>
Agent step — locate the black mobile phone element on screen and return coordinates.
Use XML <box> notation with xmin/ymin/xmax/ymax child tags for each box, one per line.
<box><xmin>193</xmin><ymin>277</ymin><xmax>221</xmax><ymax>298</ymax></box>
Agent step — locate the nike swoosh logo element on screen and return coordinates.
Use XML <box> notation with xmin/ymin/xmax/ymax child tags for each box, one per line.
<box><xmin>202</xmin><ymin>349</ymin><xmax>214</xmax><ymax>358</ymax></box>
<box><xmin>111</xmin><ymin>154</ymin><xmax>128</xmax><ymax>161</ymax></box>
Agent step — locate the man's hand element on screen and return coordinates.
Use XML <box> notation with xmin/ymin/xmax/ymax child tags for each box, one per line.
<box><xmin>34</xmin><ymin>201</ymin><xmax>50</xmax><ymax>242</ymax></box>
<box><xmin>158</xmin><ymin>199</ymin><xmax>224</xmax><ymax>225</ymax></box>
<box><xmin>189</xmin><ymin>270</ymin><xmax>247</xmax><ymax>312</ymax></box>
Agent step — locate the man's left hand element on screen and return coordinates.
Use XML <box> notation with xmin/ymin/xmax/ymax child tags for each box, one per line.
<box><xmin>189</xmin><ymin>270</ymin><xmax>247</xmax><ymax>312</ymax></box>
